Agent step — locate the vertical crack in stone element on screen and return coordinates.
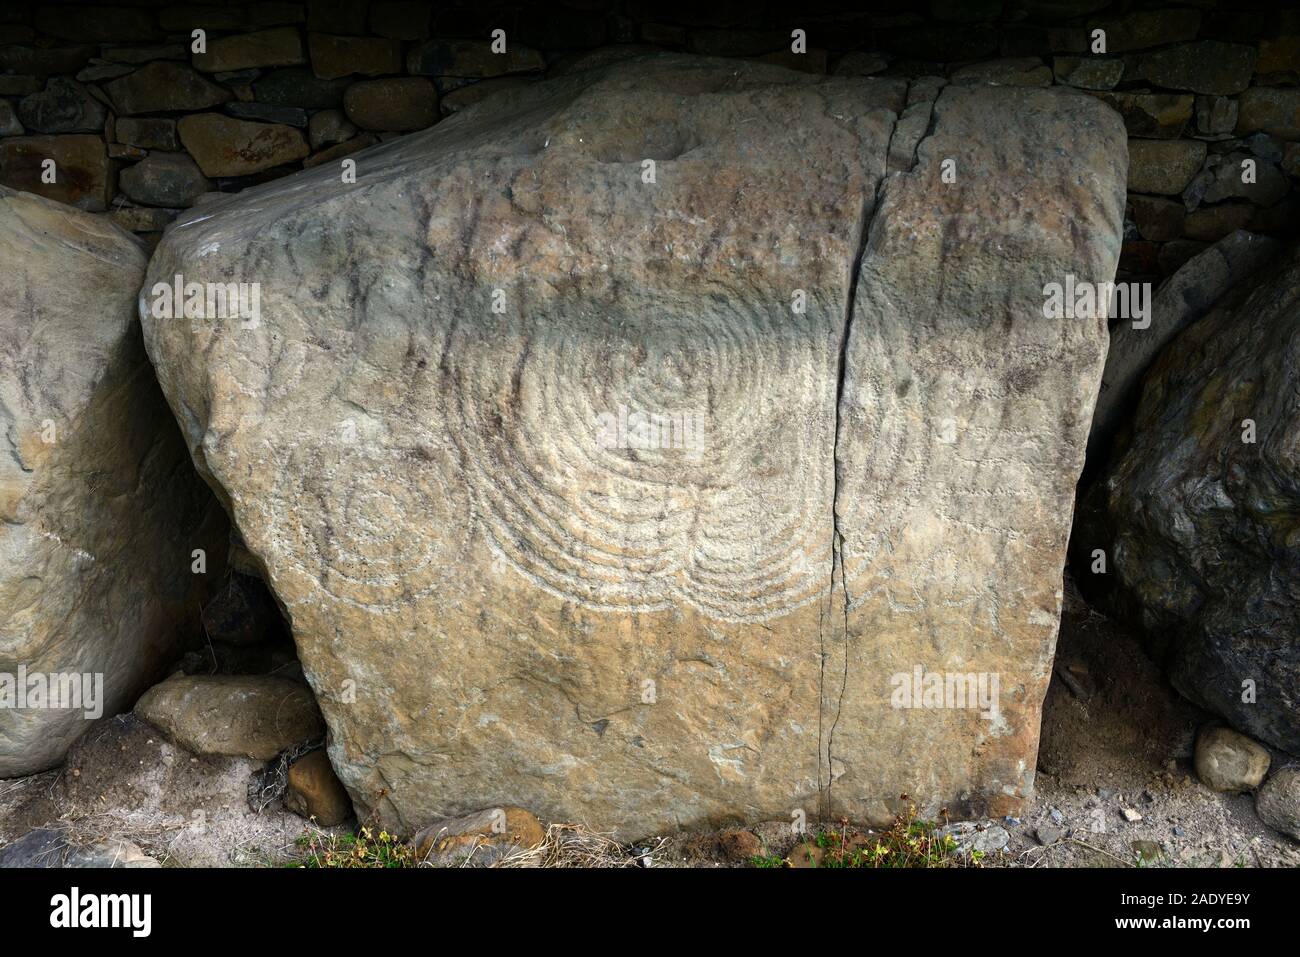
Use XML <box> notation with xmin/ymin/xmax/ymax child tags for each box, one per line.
<box><xmin>821</xmin><ymin>112</ymin><xmax>876</xmax><ymax>822</ymax></box>
<box><xmin>822</xmin><ymin>85</ymin><xmax>941</xmax><ymax>820</ymax></box>
<box><xmin>823</xmin><ymin>200</ymin><xmax>870</xmax><ymax>823</ymax></box>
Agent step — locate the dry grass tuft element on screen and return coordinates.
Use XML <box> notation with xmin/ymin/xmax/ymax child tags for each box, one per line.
<box><xmin>497</xmin><ymin>822</ymin><xmax>666</xmax><ymax>868</ymax></box>
<box><xmin>294</xmin><ymin>818</ymin><xmax>666</xmax><ymax>868</ymax></box>
<box><xmin>249</xmin><ymin>739</ymin><xmax>324</xmax><ymax>813</ymax></box>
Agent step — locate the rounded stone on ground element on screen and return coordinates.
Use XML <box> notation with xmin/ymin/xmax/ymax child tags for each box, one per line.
<box><xmin>1255</xmin><ymin>766</ymin><xmax>1300</xmax><ymax>840</ymax></box>
<box><xmin>1194</xmin><ymin>725</ymin><xmax>1271</xmax><ymax>792</ymax></box>
<box><xmin>412</xmin><ymin>807</ymin><xmax>546</xmax><ymax>867</ymax></box>
<box><xmin>134</xmin><ymin>674</ymin><xmax>325</xmax><ymax>761</ymax></box>
<box><xmin>0</xmin><ymin>829</ymin><xmax>160</xmax><ymax>868</ymax></box>
<box><xmin>938</xmin><ymin>821</ymin><xmax>1011</xmax><ymax>857</ymax></box>
<box><xmin>284</xmin><ymin>750</ymin><xmax>353</xmax><ymax>826</ymax></box>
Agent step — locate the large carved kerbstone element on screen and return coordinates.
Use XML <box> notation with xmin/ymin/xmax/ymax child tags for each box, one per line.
<box><xmin>141</xmin><ymin>56</ymin><xmax>1125</xmax><ymax>836</ymax></box>
<box><xmin>0</xmin><ymin>187</ymin><xmax>225</xmax><ymax>776</ymax></box>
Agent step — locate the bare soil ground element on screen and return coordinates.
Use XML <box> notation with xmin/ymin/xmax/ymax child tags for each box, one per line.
<box><xmin>0</xmin><ymin>715</ymin><xmax>323</xmax><ymax>867</ymax></box>
<box><xmin>1007</xmin><ymin>585</ymin><xmax>1300</xmax><ymax>869</ymax></box>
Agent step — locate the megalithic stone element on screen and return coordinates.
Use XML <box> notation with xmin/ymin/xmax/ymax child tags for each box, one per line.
<box><xmin>832</xmin><ymin>84</ymin><xmax>1126</xmax><ymax>823</ymax></box>
<box><xmin>1087</xmin><ymin>229</ymin><xmax>1279</xmax><ymax>471</ymax></box>
<box><xmin>140</xmin><ymin>55</ymin><xmax>1126</xmax><ymax>838</ymax></box>
<box><xmin>0</xmin><ymin>186</ymin><xmax>227</xmax><ymax>776</ymax></box>
<box><xmin>1089</xmin><ymin>243</ymin><xmax>1300</xmax><ymax>756</ymax></box>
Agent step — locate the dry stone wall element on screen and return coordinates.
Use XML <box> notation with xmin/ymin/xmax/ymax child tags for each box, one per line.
<box><xmin>0</xmin><ymin>1</ymin><xmax>1296</xmax><ymax>279</ymax></box>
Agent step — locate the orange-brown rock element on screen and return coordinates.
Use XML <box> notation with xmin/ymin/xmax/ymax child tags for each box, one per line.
<box><xmin>413</xmin><ymin>807</ymin><xmax>546</xmax><ymax>867</ymax></box>
<box><xmin>285</xmin><ymin>749</ymin><xmax>353</xmax><ymax>825</ymax></box>
<box><xmin>141</xmin><ymin>56</ymin><xmax>1126</xmax><ymax>838</ymax></box>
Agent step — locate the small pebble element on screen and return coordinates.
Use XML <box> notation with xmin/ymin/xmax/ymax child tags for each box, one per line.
<box><xmin>1035</xmin><ymin>825</ymin><xmax>1064</xmax><ymax>846</ymax></box>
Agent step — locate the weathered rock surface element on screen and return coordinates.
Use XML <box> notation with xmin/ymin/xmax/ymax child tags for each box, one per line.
<box><xmin>1256</xmin><ymin>766</ymin><xmax>1300</xmax><ymax>840</ymax></box>
<box><xmin>1286</xmin><ymin>145</ymin><xmax>1300</xmax><ymax>179</ymax></box>
<box><xmin>193</xmin><ymin>27</ymin><xmax>306</xmax><ymax>73</ymax></box>
<box><xmin>1197</xmin><ymin>96</ymin><xmax>1237</xmax><ymax>136</ymax></box>
<box><xmin>1098</xmin><ymin>92</ymin><xmax>1193</xmax><ymax>140</ymax></box>
<box><xmin>106</xmin><ymin>206</ymin><xmax>181</xmax><ymax>234</ymax></box>
<box><xmin>178</xmin><ymin>114</ymin><xmax>310</xmax><ymax>176</ymax></box>
<box><xmin>0</xmin><ymin>134</ymin><xmax>112</xmax><ymax>211</ymax></box>
<box><xmin>1087</xmin><ymin>243</ymin><xmax>1300</xmax><ymax>753</ymax></box>
<box><xmin>342</xmin><ymin>77</ymin><xmax>438</xmax><ymax>131</ymax></box>
<box><xmin>1127</xmin><ymin>139</ymin><xmax>1207</xmax><ymax>195</ymax></box>
<box><xmin>1182</xmin><ymin>204</ymin><xmax>1257</xmax><ymax>244</ymax></box>
<box><xmin>1236</xmin><ymin>88</ymin><xmax>1300</xmax><ymax>140</ymax></box>
<box><xmin>1089</xmin><ymin>230</ymin><xmax>1281</xmax><ymax>467</ymax></box>
<box><xmin>1127</xmin><ymin>194</ymin><xmax>1184</xmax><ymax>242</ymax></box>
<box><xmin>226</xmin><ymin>103</ymin><xmax>309</xmax><ymax>128</ymax></box>
<box><xmin>1093</xmin><ymin>9</ymin><xmax>1201</xmax><ymax>53</ymax></box>
<box><xmin>831</xmin><ymin>83</ymin><xmax>1125</xmax><ymax>825</ymax></box>
<box><xmin>1194</xmin><ymin>725</ymin><xmax>1271</xmax><ymax>792</ymax></box>
<box><xmin>105</xmin><ymin>62</ymin><xmax>231</xmax><ymax>115</ymax></box>
<box><xmin>284</xmin><ymin>749</ymin><xmax>353</xmax><ymax>825</ymax></box>
<box><xmin>949</xmin><ymin>57</ymin><xmax>1052</xmax><ymax>87</ymax></box>
<box><xmin>135</xmin><ymin>674</ymin><xmax>324</xmax><ymax>760</ymax></box>
<box><xmin>0</xmin><ymin>77</ymin><xmax>41</xmax><ymax>97</ymax></box>
<box><xmin>254</xmin><ymin>67</ymin><xmax>351</xmax><ymax>108</ymax></box>
<box><xmin>0</xmin><ymin>828</ymin><xmax>159</xmax><ymax>868</ymax></box>
<box><xmin>301</xmin><ymin>133</ymin><xmax>377</xmax><ymax>169</ymax></box>
<box><xmin>0</xmin><ymin>45</ymin><xmax>94</xmax><ymax>78</ymax></box>
<box><xmin>119</xmin><ymin>152</ymin><xmax>213</xmax><ymax>208</ymax></box>
<box><xmin>938</xmin><ymin>821</ymin><xmax>1011</xmax><ymax>857</ymax></box>
<box><xmin>1189</xmin><ymin>152</ymin><xmax>1289</xmax><ymax>208</ymax></box>
<box><xmin>438</xmin><ymin>77</ymin><xmax>532</xmax><ymax>116</ymax></box>
<box><xmin>307</xmin><ymin>108</ymin><xmax>357</xmax><ymax>149</ymax></box>
<box><xmin>1258</xmin><ymin>37</ymin><xmax>1300</xmax><ymax>75</ymax></box>
<box><xmin>99</xmin><ymin>45</ymin><xmax>186</xmax><ymax>66</ymax></box>
<box><xmin>141</xmin><ymin>56</ymin><xmax>1125</xmax><ymax>837</ymax></box>
<box><xmin>115</xmin><ymin>118</ymin><xmax>180</xmax><ymax>151</ymax></box>
<box><xmin>413</xmin><ymin>806</ymin><xmax>546</xmax><ymax>867</ymax></box>
<box><xmin>16</xmin><ymin>77</ymin><xmax>106</xmax><ymax>134</ymax></box>
<box><xmin>0</xmin><ymin>187</ymin><xmax>224</xmax><ymax>776</ymax></box>
<box><xmin>1052</xmin><ymin>57</ymin><xmax>1123</xmax><ymax>91</ymax></box>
